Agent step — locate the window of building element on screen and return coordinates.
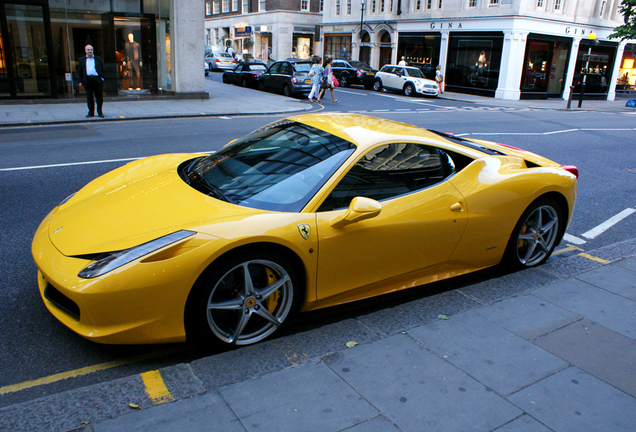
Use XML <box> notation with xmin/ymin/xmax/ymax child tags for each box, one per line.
<box><xmin>320</xmin><ymin>0</ymin><xmax>324</xmax><ymax>11</ymax></box>
<box><xmin>259</xmin><ymin>0</ymin><xmax>266</xmax><ymax>11</ymax></box>
<box><xmin>554</xmin><ymin>0</ymin><xmax>563</xmax><ymax>11</ymax></box>
<box><xmin>372</xmin><ymin>0</ymin><xmax>376</xmax><ymax>12</ymax></box>
<box><xmin>302</xmin><ymin>0</ymin><xmax>309</xmax><ymax>10</ymax></box>
<box><xmin>243</xmin><ymin>0</ymin><xmax>249</xmax><ymax>12</ymax></box>
<box><xmin>347</xmin><ymin>0</ymin><xmax>352</xmax><ymax>14</ymax></box>
<box><xmin>426</xmin><ymin>0</ymin><xmax>432</xmax><ymax>9</ymax></box>
<box><xmin>438</xmin><ymin>0</ymin><xmax>442</xmax><ymax>8</ymax></box>
<box><xmin>206</xmin><ymin>1</ymin><xmax>212</xmax><ymax>15</ymax></box>
<box><xmin>381</xmin><ymin>0</ymin><xmax>385</xmax><ymax>12</ymax></box>
<box><xmin>222</xmin><ymin>0</ymin><xmax>229</xmax><ymax>12</ymax></box>
<box><xmin>415</xmin><ymin>0</ymin><xmax>421</xmax><ymax>10</ymax></box>
<box><xmin>536</xmin><ymin>0</ymin><xmax>544</xmax><ymax>8</ymax></box>
<box><xmin>468</xmin><ymin>0</ymin><xmax>476</xmax><ymax>6</ymax></box>
<box><xmin>489</xmin><ymin>0</ymin><xmax>498</xmax><ymax>5</ymax></box>
<box><xmin>232</xmin><ymin>0</ymin><xmax>238</xmax><ymax>11</ymax></box>
<box><xmin>213</xmin><ymin>0</ymin><xmax>220</xmax><ymax>13</ymax></box>
<box><xmin>336</xmin><ymin>0</ymin><xmax>341</xmax><ymax>14</ymax></box>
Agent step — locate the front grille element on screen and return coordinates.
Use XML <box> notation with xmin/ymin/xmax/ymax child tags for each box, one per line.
<box><xmin>44</xmin><ymin>284</ymin><xmax>80</xmax><ymax>320</ymax></box>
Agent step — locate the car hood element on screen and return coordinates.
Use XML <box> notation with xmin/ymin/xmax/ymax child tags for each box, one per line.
<box><xmin>48</xmin><ymin>154</ymin><xmax>263</xmax><ymax>256</ymax></box>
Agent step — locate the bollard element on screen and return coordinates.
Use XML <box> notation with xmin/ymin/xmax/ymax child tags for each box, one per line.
<box><xmin>567</xmin><ymin>85</ymin><xmax>575</xmax><ymax>109</ymax></box>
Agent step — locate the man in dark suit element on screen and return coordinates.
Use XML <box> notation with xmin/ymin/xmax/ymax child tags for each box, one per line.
<box><xmin>77</xmin><ymin>44</ymin><xmax>105</xmax><ymax>118</ymax></box>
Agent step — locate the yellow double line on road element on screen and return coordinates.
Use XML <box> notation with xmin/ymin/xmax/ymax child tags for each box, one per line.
<box><xmin>553</xmin><ymin>244</ymin><xmax>610</xmax><ymax>264</ymax></box>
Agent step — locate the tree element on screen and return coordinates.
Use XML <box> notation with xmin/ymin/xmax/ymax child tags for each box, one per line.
<box><xmin>609</xmin><ymin>0</ymin><xmax>636</xmax><ymax>40</ymax></box>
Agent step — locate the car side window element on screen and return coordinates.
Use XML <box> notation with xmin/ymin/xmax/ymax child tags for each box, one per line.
<box><xmin>318</xmin><ymin>143</ymin><xmax>456</xmax><ymax>212</ymax></box>
<box><xmin>235</xmin><ymin>65</ymin><xmax>243</xmax><ymax>72</ymax></box>
<box><xmin>269</xmin><ymin>63</ymin><xmax>281</xmax><ymax>74</ymax></box>
<box><xmin>282</xmin><ymin>63</ymin><xmax>293</xmax><ymax>75</ymax></box>
<box><xmin>380</xmin><ymin>66</ymin><xmax>391</xmax><ymax>73</ymax></box>
<box><xmin>333</xmin><ymin>61</ymin><xmax>345</xmax><ymax>68</ymax></box>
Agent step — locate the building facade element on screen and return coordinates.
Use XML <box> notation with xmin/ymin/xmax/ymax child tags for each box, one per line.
<box><xmin>0</xmin><ymin>0</ymin><xmax>205</xmax><ymax>100</ymax></box>
<box><xmin>204</xmin><ymin>0</ymin><xmax>322</xmax><ymax>62</ymax></box>
<box><xmin>320</xmin><ymin>0</ymin><xmax>635</xmax><ymax>100</ymax></box>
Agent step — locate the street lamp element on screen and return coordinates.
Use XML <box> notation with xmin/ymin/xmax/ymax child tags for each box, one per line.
<box><xmin>578</xmin><ymin>32</ymin><xmax>597</xmax><ymax>108</ymax></box>
<box><xmin>360</xmin><ymin>0</ymin><xmax>366</xmax><ymax>32</ymax></box>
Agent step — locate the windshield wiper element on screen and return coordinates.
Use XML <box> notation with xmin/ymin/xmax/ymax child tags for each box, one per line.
<box><xmin>189</xmin><ymin>174</ymin><xmax>234</xmax><ymax>203</ymax></box>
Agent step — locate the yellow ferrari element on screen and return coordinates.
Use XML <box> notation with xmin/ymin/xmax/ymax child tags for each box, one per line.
<box><xmin>32</xmin><ymin>114</ymin><xmax>578</xmax><ymax>346</ymax></box>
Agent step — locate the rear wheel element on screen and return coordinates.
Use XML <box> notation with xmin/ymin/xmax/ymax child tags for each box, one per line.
<box><xmin>283</xmin><ymin>84</ymin><xmax>292</xmax><ymax>97</ymax></box>
<box><xmin>404</xmin><ymin>83</ymin><xmax>415</xmax><ymax>96</ymax></box>
<box><xmin>504</xmin><ymin>198</ymin><xmax>563</xmax><ymax>269</ymax></box>
<box><xmin>186</xmin><ymin>251</ymin><xmax>302</xmax><ymax>346</ymax></box>
<box><xmin>259</xmin><ymin>81</ymin><xmax>267</xmax><ymax>92</ymax></box>
<box><xmin>373</xmin><ymin>79</ymin><xmax>382</xmax><ymax>92</ymax></box>
<box><xmin>222</xmin><ymin>75</ymin><xmax>229</xmax><ymax>84</ymax></box>
<box><xmin>241</xmin><ymin>77</ymin><xmax>248</xmax><ymax>87</ymax></box>
<box><xmin>339</xmin><ymin>74</ymin><xmax>349</xmax><ymax>87</ymax></box>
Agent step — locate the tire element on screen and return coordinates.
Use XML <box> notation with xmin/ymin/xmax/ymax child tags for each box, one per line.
<box><xmin>222</xmin><ymin>75</ymin><xmax>229</xmax><ymax>84</ymax></box>
<box><xmin>186</xmin><ymin>250</ymin><xmax>302</xmax><ymax>346</ymax></box>
<box><xmin>373</xmin><ymin>79</ymin><xmax>382</xmax><ymax>92</ymax></box>
<box><xmin>503</xmin><ymin>198</ymin><xmax>563</xmax><ymax>269</ymax></box>
<box><xmin>404</xmin><ymin>83</ymin><xmax>415</xmax><ymax>96</ymax></box>
<box><xmin>283</xmin><ymin>84</ymin><xmax>292</xmax><ymax>97</ymax></box>
<box><xmin>241</xmin><ymin>77</ymin><xmax>248</xmax><ymax>87</ymax></box>
<box><xmin>339</xmin><ymin>74</ymin><xmax>349</xmax><ymax>87</ymax></box>
<box><xmin>259</xmin><ymin>81</ymin><xmax>267</xmax><ymax>92</ymax></box>
<box><xmin>205</xmin><ymin>71</ymin><xmax>209</xmax><ymax>77</ymax></box>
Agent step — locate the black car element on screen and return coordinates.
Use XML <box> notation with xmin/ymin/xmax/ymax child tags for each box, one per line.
<box><xmin>258</xmin><ymin>60</ymin><xmax>313</xmax><ymax>97</ymax></box>
<box><xmin>333</xmin><ymin>59</ymin><xmax>377</xmax><ymax>89</ymax></box>
<box><xmin>222</xmin><ymin>63</ymin><xmax>268</xmax><ymax>88</ymax></box>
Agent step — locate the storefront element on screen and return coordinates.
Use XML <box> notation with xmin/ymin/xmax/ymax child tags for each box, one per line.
<box><xmin>324</xmin><ymin>33</ymin><xmax>351</xmax><ymax>60</ymax></box>
<box><xmin>397</xmin><ymin>32</ymin><xmax>441</xmax><ymax>79</ymax></box>
<box><xmin>520</xmin><ymin>34</ymin><xmax>572</xmax><ymax>99</ymax></box>
<box><xmin>571</xmin><ymin>39</ymin><xmax>618</xmax><ymax>99</ymax></box>
<box><xmin>0</xmin><ymin>0</ymin><xmax>199</xmax><ymax>100</ymax></box>
<box><xmin>292</xmin><ymin>25</ymin><xmax>316</xmax><ymax>59</ymax></box>
<box><xmin>617</xmin><ymin>44</ymin><xmax>635</xmax><ymax>90</ymax></box>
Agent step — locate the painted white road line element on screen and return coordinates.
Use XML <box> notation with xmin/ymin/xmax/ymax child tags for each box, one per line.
<box><xmin>582</xmin><ymin>208</ymin><xmax>636</xmax><ymax>239</ymax></box>
<box><xmin>542</xmin><ymin>129</ymin><xmax>580</xmax><ymax>135</ymax></box>
<box><xmin>563</xmin><ymin>233</ymin><xmax>587</xmax><ymax>245</ymax></box>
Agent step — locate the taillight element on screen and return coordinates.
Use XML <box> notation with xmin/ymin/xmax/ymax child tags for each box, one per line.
<box><xmin>215</xmin><ymin>59</ymin><xmax>221</xmax><ymax>62</ymax></box>
<box><xmin>561</xmin><ymin>165</ymin><xmax>579</xmax><ymax>178</ymax></box>
<box><xmin>292</xmin><ymin>77</ymin><xmax>298</xmax><ymax>85</ymax></box>
<box><xmin>356</xmin><ymin>69</ymin><xmax>363</xmax><ymax>77</ymax></box>
<box><xmin>232</xmin><ymin>59</ymin><xmax>236</xmax><ymax>63</ymax></box>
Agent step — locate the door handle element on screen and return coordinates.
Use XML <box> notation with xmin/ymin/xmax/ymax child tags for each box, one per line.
<box><xmin>450</xmin><ymin>202</ymin><xmax>463</xmax><ymax>212</ymax></box>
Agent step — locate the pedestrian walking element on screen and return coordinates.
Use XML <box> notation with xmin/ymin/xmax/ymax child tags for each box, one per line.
<box><xmin>308</xmin><ymin>56</ymin><xmax>324</xmax><ymax>103</ymax></box>
<box><xmin>319</xmin><ymin>57</ymin><xmax>339</xmax><ymax>104</ymax></box>
<box><xmin>77</xmin><ymin>44</ymin><xmax>105</xmax><ymax>118</ymax></box>
<box><xmin>398</xmin><ymin>56</ymin><xmax>407</xmax><ymax>66</ymax></box>
<box><xmin>435</xmin><ymin>65</ymin><xmax>444</xmax><ymax>94</ymax></box>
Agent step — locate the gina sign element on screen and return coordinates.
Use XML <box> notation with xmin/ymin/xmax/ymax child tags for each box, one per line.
<box><xmin>429</xmin><ymin>22</ymin><xmax>464</xmax><ymax>29</ymax></box>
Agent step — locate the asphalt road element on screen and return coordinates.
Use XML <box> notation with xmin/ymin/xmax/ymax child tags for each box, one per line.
<box><xmin>1</xmin><ymin>79</ymin><xmax>634</xmax><ymax>408</ymax></box>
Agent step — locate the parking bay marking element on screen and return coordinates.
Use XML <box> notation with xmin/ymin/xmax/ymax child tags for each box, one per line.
<box><xmin>141</xmin><ymin>370</ymin><xmax>174</xmax><ymax>404</ymax></box>
<box><xmin>582</xmin><ymin>208</ymin><xmax>636</xmax><ymax>239</ymax></box>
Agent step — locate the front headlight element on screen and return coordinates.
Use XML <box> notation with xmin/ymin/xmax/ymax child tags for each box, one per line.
<box><xmin>78</xmin><ymin>230</ymin><xmax>196</xmax><ymax>279</ymax></box>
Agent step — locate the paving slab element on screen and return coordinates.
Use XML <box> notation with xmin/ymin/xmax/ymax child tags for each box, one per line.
<box><xmin>92</xmin><ymin>392</ymin><xmax>245</xmax><ymax>432</ymax></box>
<box><xmin>616</xmin><ymin>256</ymin><xmax>636</xmax><ymax>272</ymax></box>
<box><xmin>341</xmin><ymin>415</ymin><xmax>402</xmax><ymax>431</ymax></box>
<box><xmin>532</xmin><ymin>278</ymin><xmax>636</xmax><ymax>339</ymax></box>
<box><xmin>533</xmin><ymin>319</ymin><xmax>636</xmax><ymax>398</ymax></box>
<box><xmin>574</xmin><ymin>265</ymin><xmax>636</xmax><ymax>300</ymax></box>
<box><xmin>474</xmin><ymin>293</ymin><xmax>581</xmax><ymax>340</ymax></box>
<box><xmin>492</xmin><ymin>415</ymin><xmax>552</xmax><ymax>432</ymax></box>
<box><xmin>508</xmin><ymin>367</ymin><xmax>636</xmax><ymax>432</ymax></box>
<box><xmin>409</xmin><ymin>311</ymin><xmax>568</xmax><ymax>396</ymax></box>
<box><xmin>219</xmin><ymin>361</ymin><xmax>378</xmax><ymax>432</ymax></box>
<box><xmin>324</xmin><ymin>333</ymin><xmax>521</xmax><ymax>432</ymax></box>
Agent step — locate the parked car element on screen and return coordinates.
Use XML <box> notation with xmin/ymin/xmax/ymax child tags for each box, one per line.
<box><xmin>258</xmin><ymin>59</ymin><xmax>313</xmax><ymax>97</ymax></box>
<box><xmin>333</xmin><ymin>59</ymin><xmax>377</xmax><ymax>89</ymax></box>
<box><xmin>32</xmin><ymin>113</ymin><xmax>578</xmax><ymax>346</ymax></box>
<box><xmin>205</xmin><ymin>51</ymin><xmax>236</xmax><ymax>71</ymax></box>
<box><xmin>222</xmin><ymin>63</ymin><xmax>268</xmax><ymax>88</ymax></box>
<box><xmin>205</xmin><ymin>61</ymin><xmax>209</xmax><ymax>77</ymax></box>
<box><xmin>373</xmin><ymin>65</ymin><xmax>440</xmax><ymax>97</ymax></box>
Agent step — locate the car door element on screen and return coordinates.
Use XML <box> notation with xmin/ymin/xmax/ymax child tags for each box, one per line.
<box><xmin>231</xmin><ymin>64</ymin><xmax>243</xmax><ymax>84</ymax></box>
<box><xmin>279</xmin><ymin>62</ymin><xmax>293</xmax><ymax>91</ymax></box>
<box><xmin>332</xmin><ymin>61</ymin><xmax>346</xmax><ymax>80</ymax></box>
<box><xmin>263</xmin><ymin>62</ymin><xmax>280</xmax><ymax>90</ymax></box>
<box><xmin>314</xmin><ymin>142</ymin><xmax>468</xmax><ymax>303</ymax></box>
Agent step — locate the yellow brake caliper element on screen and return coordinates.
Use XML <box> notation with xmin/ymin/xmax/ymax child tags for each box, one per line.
<box><xmin>264</xmin><ymin>267</ymin><xmax>280</xmax><ymax>314</ymax></box>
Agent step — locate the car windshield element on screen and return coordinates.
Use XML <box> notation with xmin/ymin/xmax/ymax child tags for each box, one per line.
<box><xmin>216</xmin><ymin>52</ymin><xmax>232</xmax><ymax>58</ymax></box>
<box><xmin>293</xmin><ymin>63</ymin><xmax>312</xmax><ymax>73</ymax></box>
<box><xmin>405</xmin><ymin>68</ymin><xmax>425</xmax><ymax>78</ymax></box>
<box><xmin>191</xmin><ymin>121</ymin><xmax>356</xmax><ymax>212</ymax></box>
<box><xmin>349</xmin><ymin>61</ymin><xmax>370</xmax><ymax>69</ymax></box>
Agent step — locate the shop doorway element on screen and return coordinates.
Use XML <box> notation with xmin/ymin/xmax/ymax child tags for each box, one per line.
<box><xmin>0</xmin><ymin>2</ymin><xmax>55</xmax><ymax>98</ymax></box>
<box><xmin>521</xmin><ymin>35</ymin><xmax>571</xmax><ymax>99</ymax></box>
<box><xmin>379</xmin><ymin>31</ymin><xmax>392</xmax><ymax>68</ymax></box>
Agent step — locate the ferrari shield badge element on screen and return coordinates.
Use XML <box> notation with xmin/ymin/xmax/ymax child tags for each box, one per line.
<box><xmin>297</xmin><ymin>223</ymin><xmax>311</xmax><ymax>240</ymax></box>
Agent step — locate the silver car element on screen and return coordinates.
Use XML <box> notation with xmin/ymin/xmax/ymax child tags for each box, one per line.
<box><xmin>205</xmin><ymin>52</ymin><xmax>237</xmax><ymax>71</ymax></box>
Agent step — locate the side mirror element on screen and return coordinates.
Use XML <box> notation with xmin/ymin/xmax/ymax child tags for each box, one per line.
<box><xmin>330</xmin><ymin>197</ymin><xmax>382</xmax><ymax>228</ymax></box>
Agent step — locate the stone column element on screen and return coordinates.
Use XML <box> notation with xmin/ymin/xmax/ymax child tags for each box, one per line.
<box><xmin>171</xmin><ymin>0</ymin><xmax>208</xmax><ymax>98</ymax></box>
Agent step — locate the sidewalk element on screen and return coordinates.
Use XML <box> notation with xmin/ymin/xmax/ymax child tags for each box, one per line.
<box><xmin>1</xmin><ymin>79</ymin><xmax>635</xmax><ymax>127</ymax></box>
<box><xmin>0</xmin><ymin>238</ymin><xmax>634</xmax><ymax>432</ymax></box>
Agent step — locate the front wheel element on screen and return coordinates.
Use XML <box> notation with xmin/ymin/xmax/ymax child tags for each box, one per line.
<box><xmin>404</xmin><ymin>83</ymin><xmax>415</xmax><ymax>96</ymax></box>
<box><xmin>339</xmin><ymin>74</ymin><xmax>349</xmax><ymax>87</ymax></box>
<box><xmin>222</xmin><ymin>75</ymin><xmax>229</xmax><ymax>84</ymax></box>
<box><xmin>186</xmin><ymin>251</ymin><xmax>302</xmax><ymax>346</ymax></box>
<box><xmin>503</xmin><ymin>198</ymin><xmax>563</xmax><ymax>269</ymax></box>
<box><xmin>373</xmin><ymin>79</ymin><xmax>383</xmax><ymax>92</ymax></box>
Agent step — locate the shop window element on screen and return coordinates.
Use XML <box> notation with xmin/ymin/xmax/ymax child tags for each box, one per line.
<box><xmin>446</xmin><ymin>33</ymin><xmax>503</xmax><ymax>96</ymax></box>
<box><xmin>397</xmin><ymin>33</ymin><xmax>441</xmax><ymax>79</ymax></box>
<box><xmin>325</xmin><ymin>35</ymin><xmax>352</xmax><ymax>60</ymax></box>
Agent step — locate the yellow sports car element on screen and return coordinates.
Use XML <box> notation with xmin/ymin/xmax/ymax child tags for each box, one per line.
<box><xmin>32</xmin><ymin>114</ymin><xmax>578</xmax><ymax>346</ymax></box>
